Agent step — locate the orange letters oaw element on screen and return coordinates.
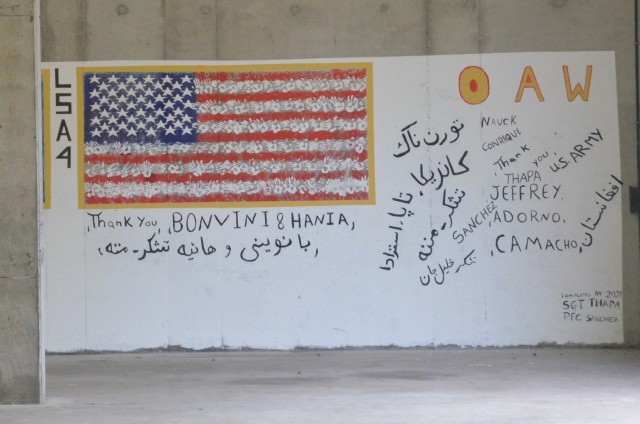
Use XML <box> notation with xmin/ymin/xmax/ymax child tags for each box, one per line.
<box><xmin>458</xmin><ymin>66</ymin><xmax>490</xmax><ymax>105</ymax></box>
<box><xmin>458</xmin><ymin>65</ymin><xmax>593</xmax><ymax>104</ymax></box>
<box><xmin>563</xmin><ymin>65</ymin><xmax>592</xmax><ymax>102</ymax></box>
<box><xmin>515</xmin><ymin>66</ymin><xmax>544</xmax><ymax>102</ymax></box>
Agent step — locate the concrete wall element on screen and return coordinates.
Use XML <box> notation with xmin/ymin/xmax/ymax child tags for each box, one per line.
<box><xmin>0</xmin><ymin>0</ymin><xmax>40</xmax><ymax>404</ymax></box>
<box><xmin>0</xmin><ymin>0</ymin><xmax>632</xmax><ymax>406</ymax></box>
<box><xmin>40</xmin><ymin>0</ymin><xmax>639</xmax><ymax>345</ymax></box>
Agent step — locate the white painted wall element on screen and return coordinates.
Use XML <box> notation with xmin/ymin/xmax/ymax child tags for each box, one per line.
<box><xmin>42</xmin><ymin>52</ymin><xmax>623</xmax><ymax>351</ymax></box>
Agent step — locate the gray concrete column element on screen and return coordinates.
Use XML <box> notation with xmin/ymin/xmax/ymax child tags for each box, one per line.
<box><xmin>0</xmin><ymin>0</ymin><xmax>41</xmax><ymax>404</ymax></box>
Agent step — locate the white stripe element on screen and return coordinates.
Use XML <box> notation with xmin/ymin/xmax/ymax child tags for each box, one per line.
<box><xmin>195</xmin><ymin>77</ymin><xmax>366</xmax><ymax>95</ymax></box>
<box><xmin>84</xmin><ymin>138</ymin><xmax>368</xmax><ymax>156</ymax></box>
<box><xmin>197</xmin><ymin>118</ymin><xmax>367</xmax><ymax>134</ymax></box>
<box><xmin>197</xmin><ymin>98</ymin><xmax>366</xmax><ymax>115</ymax></box>
<box><xmin>85</xmin><ymin>158</ymin><xmax>369</xmax><ymax>178</ymax></box>
<box><xmin>85</xmin><ymin>178</ymin><xmax>369</xmax><ymax>198</ymax></box>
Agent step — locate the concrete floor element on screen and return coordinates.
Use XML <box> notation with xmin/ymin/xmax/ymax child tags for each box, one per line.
<box><xmin>1</xmin><ymin>348</ymin><xmax>639</xmax><ymax>423</ymax></box>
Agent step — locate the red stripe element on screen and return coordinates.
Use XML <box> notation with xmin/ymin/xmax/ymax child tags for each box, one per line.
<box><xmin>197</xmin><ymin>129</ymin><xmax>367</xmax><ymax>143</ymax></box>
<box><xmin>195</xmin><ymin>69</ymin><xmax>366</xmax><ymax>83</ymax></box>
<box><xmin>85</xmin><ymin>170</ymin><xmax>369</xmax><ymax>185</ymax></box>
<box><xmin>198</xmin><ymin>109</ymin><xmax>367</xmax><ymax>123</ymax></box>
<box><xmin>84</xmin><ymin>149</ymin><xmax>368</xmax><ymax>165</ymax></box>
<box><xmin>85</xmin><ymin>190</ymin><xmax>369</xmax><ymax>205</ymax></box>
<box><xmin>196</xmin><ymin>90</ymin><xmax>365</xmax><ymax>103</ymax></box>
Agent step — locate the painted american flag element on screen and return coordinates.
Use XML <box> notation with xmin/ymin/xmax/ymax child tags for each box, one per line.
<box><xmin>81</xmin><ymin>65</ymin><xmax>373</xmax><ymax>207</ymax></box>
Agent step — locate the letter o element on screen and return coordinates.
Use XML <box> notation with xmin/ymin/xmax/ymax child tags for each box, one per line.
<box><xmin>186</xmin><ymin>213</ymin><xmax>197</xmax><ymax>232</ymax></box>
<box><xmin>459</xmin><ymin>66</ymin><xmax>490</xmax><ymax>105</ymax></box>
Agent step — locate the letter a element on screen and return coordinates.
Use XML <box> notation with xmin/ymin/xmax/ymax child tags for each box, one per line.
<box><xmin>563</xmin><ymin>65</ymin><xmax>592</xmax><ymax>101</ymax></box>
<box><xmin>515</xmin><ymin>66</ymin><xmax>544</xmax><ymax>102</ymax></box>
<box><xmin>56</xmin><ymin>119</ymin><xmax>71</xmax><ymax>141</ymax></box>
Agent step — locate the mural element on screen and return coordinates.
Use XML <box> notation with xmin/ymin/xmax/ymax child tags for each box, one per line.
<box><xmin>42</xmin><ymin>52</ymin><xmax>623</xmax><ymax>351</ymax></box>
<box><xmin>79</xmin><ymin>64</ymin><xmax>373</xmax><ymax>207</ymax></box>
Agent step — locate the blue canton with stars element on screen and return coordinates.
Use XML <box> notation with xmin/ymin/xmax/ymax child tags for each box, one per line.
<box><xmin>83</xmin><ymin>72</ymin><xmax>198</xmax><ymax>145</ymax></box>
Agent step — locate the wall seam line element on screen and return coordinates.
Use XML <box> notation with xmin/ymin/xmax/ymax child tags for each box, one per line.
<box><xmin>33</xmin><ymin>0</ymin><xmax>45</xmax><ymax>405</ymax></box>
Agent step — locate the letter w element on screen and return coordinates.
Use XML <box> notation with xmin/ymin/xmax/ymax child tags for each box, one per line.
<box><xmin>563</xmin><ymin>65</ymin><xmax>592</xmax><ymax>102</ymax></box>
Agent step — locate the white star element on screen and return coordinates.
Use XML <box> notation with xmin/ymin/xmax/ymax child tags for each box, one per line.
<box><xmin>181</xmin><ymin>75</ymin><xmax>192</xmax><ymax>84</ymax></box>
<box><xmin>89</xmin><ymin>74</ymin><xmax>100</xmax><ymax>84</ymax></box>
<box><xmin>89</xmin><ymin>89</ymin><xmax>100</xmax><ymax>99</ymax></box>
<box><xmin>107</xmin><ymin>128</ymin><xmax>118</xmax><ymax>137</ymax></box>
<box><xmin>183</xmin><ymin>99</ymin><xmax>196</xmax><ymax>110</ymax></box>
<box><xmin>163</xmin><ymin>100</ymin><xmax>175</xmax><ymax>110</ymax></box>
<box><xmin>143</xmin><ymin>75</ymin><xmax>154</xmax><ymax>85</ymax></box>
<box><xmin>181</xmin><ymin>87</ymin><xmax>193</xmax><ymax>96</ymax></box>
<box><xmin>107</xmin><ymin>88</ymin><xmax>117</xmax><ymax>98</ymax></box>
<box><xmin>182</xmin><ymin>126</ymin><xmax>193</xmax><ymax>135</ymax></box>
<box><xmin>127</xmin><ymin>102</ymin><xmax>137</xmax><ymax>111</ymax></box>
<box><xmin>126</xmin><ymin>127</ymin><xmax>137</xmax><ymax>137</ymax></box>
<box><xmin>97</xmin><ymin>81</ymin><xmax>109</xmax><ymax>92</ymax></box>
<box><xmin>117</xmin><ymin>81</ymin><xmax>127</xmax><ymax>92</ymax></box>
<box><xmin>117</xmin><ymin>109</ymin><xmax>128</xmax><ymax>118</ymax></box>
<box><xmin>135</xmin><ymin>121</ymin><xmax>146</xmax><ymax>130</ymax></box>
<box><xmin>117</xmin><ymin>122</ymin><xmax>128</xmax><ymax>131</ymax></box>
<box><xmin>98</xmin><ymin>96</ymin><xmax>109</xmax><ymax>105</ymax></box>
<box><xmin>181</xmin><ymin>115</ymin><xmax>192</xmax><ymax>123</ymax></box>
<box><xmin>161</xmin><ymin>75</ymin><xmax>173</xmax><ymax>85</ymax></box>
<box><xmin>108</xmin><ymin>101</ymin><xmax>118</xmax><ymax>111</ymax></box>
<box><xmin>90</xmin><ymin>128</ymin><xmax>102</xmax><ymax>137</ymax></box>
<box><xmin>90</xmin><ymin>103</ymin><xmax>101</xmax><ymax>112</ymax></box>
<box><xmin>135</xmin><ymin>108</ymin><xmax>146</xmax><ymax>117</ymax></box>
<box><xmin>134</xmin><ymin>81</ymin><xmax>144</xmax><ymax>91</ymax></box>
<box><xmin>154</xmin><ymin>80</ymin><xmax>163</xmax><ymax>91</ymax></box>
<box><xmin>165</xmin><ymin>114</ymin><xmax>176</xmax><ymax>123</ymax></box>
<box><xmin>126</xmin><ymin>87</ymin><xmax>137</xmax><ymax>98</ymax></box>
<box><xmin>154</xmin><ymin>93</ymin><xmax>164</xmax><ymax>103</ymax></box>
<box><xmin>173</xmin><ymin>107</ymin><xmax>184</xmax><ymax>116</ymax></box>
<box><xmin>90</xmin><ymin>116</ymin><xmax>101</xmax><ymax>127</ymax></box>
<box><xmin>146</xmin><ymin>127</ymin><xmax>157</xmax><ymax>137</ymax></box>
<box><xmin>163</xmin><ymin>87</ymin><xmax>173</xmax><ymax>97</ymax></box>
<box><xmin>125</xmin><ymin>75</ymin><xmax>136</xmax><ymax>85</ymax></box>
<box><xmin>145</xmin><ymin>100</ymin><xmax>156</xmax><ymax>110</ymax></box>
<box><xmin>99</xmin><ymin>110</ymin><xmax>110</xmax><ymax>119</ymax></box>
<box><xmin>173</xmin><ymin>121</ymin><xmax>184</xmax><ymax>129</ymax></box>
<box><xmin>173</xmin><ymin>93</ymin><xmax>184</xmax><ymax>104</ymax></box>
<box><xmin>126</xmin><ymin>115</ymin><xmax>137</xmax><ymax>125</ymax></box>
<box><xmin>156</xmin><ymin>120</ymin><xmax>166</xmax><ymax>129</ymax></box>
<box><xmin>107</xmin><ymin>115</ymin><xmax>118</xmax><ymax>125</ymax></box>
<box><xmin>172</xmin><ymin>80</ymin><xmax>182</xmax><ymax>91</ymax></box>
<box><xmin>107</xmin><ymin>75</ymin><xmax>118</xmax><ymax>84</ymax></box>
<box><xmin>143</xmin><ymin>87</ymin><xmax>154</xmax><ymax>98</ymax></box>
<box><xmin>117</xmin><ymin>94</ymin><xmax>128</xmax><ymax>104</ymax></box>
<box><xmin>100</xmin><ymin>122</ymin><xmax>110</xmax><ymax>132</ymax></box>
<box><xmin>165</xmin><ymin>126</ymin><xmax>176</xmax><ymax>135</ymax></box>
